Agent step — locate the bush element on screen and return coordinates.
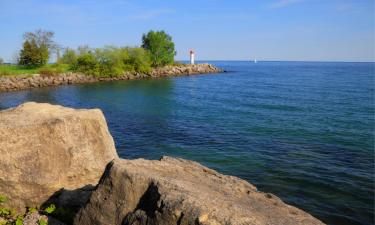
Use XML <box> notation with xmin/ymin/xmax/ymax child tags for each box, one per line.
<box><xmin>38</xmin><ymin>64</ymin><xmax>68</xmax><ymax>76</ymax></box>
<box><xmin>0</xmin><ymin>195</ymin><xmax>7</xmax><ymax>204</ymax></box>
<box><xmin>38</xmin><ymin>218</ymin><xmax>47</xmax><ymax>225</ymax></box>
<box><xmin>70</xmin><ymin>46</ymin><xmax>152</xmax><ymax>77</ymax></box>
<box><xmin>73</xmin><ymin>52</ymin><xmax>100</xmax><ymax>76</ymax></box>
<box><xmin>38</xmin><ymin>67</ymin><xmax>61</xmax><ymax>76</ymax></box>
<box><xmin>95</xmin><ymin>47</ymin><xmax>127</xmax><ymax>77</ymax></box>
<box><xmin>125</xmin><ymin>47</ymin><xmax>152</xmax><ymax>74</ymax></box>
<box><xmin>43</xmin><ymin>204</ymin><xmax>56</xmax><ymax>214</ymax></box>
<box><xmin>59</xmin><ymin>48</ymin><xmax>77</xmax><ymax>65</ymax></box>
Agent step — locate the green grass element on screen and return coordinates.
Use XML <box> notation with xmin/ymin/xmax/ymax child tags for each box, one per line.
<box><xmin>0</xmin><ymin>65</ymin><xmax>38</xmax><ymax>76</ymax></box>
<box><xmin>0</xmin><ymin>64</ymin><xmax>71</xmax><ymax>77</ymax></box>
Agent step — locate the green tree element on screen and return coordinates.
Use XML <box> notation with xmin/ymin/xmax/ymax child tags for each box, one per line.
<box><xmin>23</xmin><ymin>29</ymin><xmax>57</xmax><ymax>53</ymax></box>
<box><xmin>19</xmin><ymin>39</ymin><xmax>49</xmax><ymax>67</ymax></box>
<box><xmin>19</xmin><ymin>29</ymin><xmax>55</xmax><ymax>67</ymax></box>
<box><xmin>77</xmin><ymin>45</ymin><xmax>91</xmax><ymax>55</ymax></box>
<box><xmin>59</xmin><ymin>48</ymin><xmax>77</xmax><ymax>65</ymax></box>
<box><xmin>141</xmin><ymin>30</ymin><xmax>176</xmax><ymax>67</ymax></box>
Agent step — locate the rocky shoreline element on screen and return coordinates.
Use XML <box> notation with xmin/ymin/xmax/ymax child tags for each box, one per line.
<box><xmin>0</xmin><ymin>64</ymin><xmax>222</xmax><ymax>93</ymax></box>
<box><xmin>0</xmin><ymin>102</ymin><xmax>325</xmax><ymax>225</ymax></box>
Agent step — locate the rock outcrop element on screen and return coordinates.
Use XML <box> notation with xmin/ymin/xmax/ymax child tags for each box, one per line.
<box><xmin>0</xmin><ymin>102</ymin><xmax>118</xmax><ymax>211</ymax></box>
<box><xmin>0</xmin><ymin>103</ymin><xmax>325</xmax><ymax>224</ymax></box>
<box><xmin>150</xmin><ymin>64</ymin><xmax>221</xmax><ymax>77</ymax></box>
<box><xmin>0</xmin><ymin>64</ymin><xmax>222</xmax><ymax>92</ymax></box>
<box><xmin>75</xmin><ymin>157</ymin><xmax>325</xmax><ymax>225</ymax></box>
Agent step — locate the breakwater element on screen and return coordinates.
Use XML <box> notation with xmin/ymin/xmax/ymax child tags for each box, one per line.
<box><xmin>0</xmin><ymin>63</ymin><xmax>222</xmax><ymax>92</ymax></box>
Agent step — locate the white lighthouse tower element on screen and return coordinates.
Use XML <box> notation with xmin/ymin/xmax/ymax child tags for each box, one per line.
<box><xmin>190</xmin><ymin>50</ymin><xmax>195</xmax><ymax>65</ymax></box>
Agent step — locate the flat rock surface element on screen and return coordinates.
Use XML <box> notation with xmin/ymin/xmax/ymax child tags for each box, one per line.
<box><xmin>0</xmin><ymin>102</ymin><xmax>118</xmax><ymax>210</ymax></box>
<box><xmin>75</xmin><ymin>157</ymin><xmax>325</xmax><ymax>225</ymax></box>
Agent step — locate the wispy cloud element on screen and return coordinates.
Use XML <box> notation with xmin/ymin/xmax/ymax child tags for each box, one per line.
<box><xmin>269</xmin><ymin>0</ymin><xmax>304</xmax><ymax>9</ymax></box>
<box><xmin>335</xmin><ymin>2</ymin><xmax>362</xmax><ymax>14</ymax></box>
<box><xmin>128</xmin><ymin>9</ymin><xmax>175</xmax><ymax>20</ymax></box>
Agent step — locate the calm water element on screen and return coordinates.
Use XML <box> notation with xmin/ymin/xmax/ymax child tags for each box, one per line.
<box><xmin>0</xmin><ymin>61</ymin><xmax>374</xmax><ymax>225</ymax></box>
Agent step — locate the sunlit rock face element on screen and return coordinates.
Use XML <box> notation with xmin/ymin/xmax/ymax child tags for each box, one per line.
<box><xmin>0</xmin><ymin>102</ymin><xmax>118</xmax><ymax>211</ymax></box>
<box><xmin>75</xmin><ymin>157</ymin><xmax>325</xmax><ymax>225</ymax></box>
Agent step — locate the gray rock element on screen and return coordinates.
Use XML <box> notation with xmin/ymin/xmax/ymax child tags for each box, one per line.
<box><xmin>74</xmin><ymin>157</ymin><xmax>325</xmax><ymax>225</ymax></box>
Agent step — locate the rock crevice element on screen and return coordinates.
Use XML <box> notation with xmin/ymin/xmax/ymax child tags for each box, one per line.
<box><xmin>74</xmin><ymin>157</ymin><xmax>325</xmax><ymax>225</ymax></box>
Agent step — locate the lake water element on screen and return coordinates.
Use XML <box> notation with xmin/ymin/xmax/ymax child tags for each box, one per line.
<box><xmin>0</xmin><ymin>61</ymin><xmax>374</xmax><ymax>225</ymax></box>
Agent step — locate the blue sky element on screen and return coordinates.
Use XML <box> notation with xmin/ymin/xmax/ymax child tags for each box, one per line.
<box><xmin>0</xmin><ymin>0</ymin><xmax>374</xmax><ymax>62</ymax></box>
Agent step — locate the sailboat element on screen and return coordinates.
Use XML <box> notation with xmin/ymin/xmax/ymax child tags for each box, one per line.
<box><xmin>254</xmin><ymin>59</ymin><xmax>258</xmax><ymax>63</ymax></box>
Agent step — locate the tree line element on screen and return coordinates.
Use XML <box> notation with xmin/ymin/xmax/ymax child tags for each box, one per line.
<box><xmin>16</xmin><ymin>29</ymin><xmax>177</xmax><ymax>76</ymax></box>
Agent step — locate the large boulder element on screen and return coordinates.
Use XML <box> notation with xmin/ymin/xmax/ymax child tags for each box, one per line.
<box><xmin>0</xmin><ymin>102</ymin><xmax>118</xmax><ymax>211</ymax></box>
<box><xmin>75</xmin><ymin>157</ymin><xmax>325</xmax><ymax>225</ymax></box>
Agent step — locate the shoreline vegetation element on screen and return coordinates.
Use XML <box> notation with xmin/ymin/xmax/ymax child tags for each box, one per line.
<box><xmin>0</xmin><ymin>63</ymin><xmax>222</xmax><ymax>92</ymax></box>
<box><xmin>0</xmin><ymin>29</ymin><xmax>223</xmax><ymax>92</ymax></box>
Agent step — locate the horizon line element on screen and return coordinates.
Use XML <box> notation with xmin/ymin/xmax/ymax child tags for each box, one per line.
<box><xmin>175</xmin><ymin>59</ymin><xmax>375</xmax><ymax>63</ymax></box>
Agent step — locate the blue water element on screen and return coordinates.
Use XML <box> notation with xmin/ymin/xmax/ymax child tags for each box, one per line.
<box><xmin>0</xmin><ymin>61</ymin><xmax>374</xmax><ymax>225</ymax></box>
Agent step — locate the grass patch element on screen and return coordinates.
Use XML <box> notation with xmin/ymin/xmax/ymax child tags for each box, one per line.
<box><xmin>0</xmin><ymin>64</ymin><xmax>70</xmax><ymax>77</ymax></box>
<box><xmin>0</xmin><ymin>65</ymin><xmax>38</xmax><ymax>76</ymax></box>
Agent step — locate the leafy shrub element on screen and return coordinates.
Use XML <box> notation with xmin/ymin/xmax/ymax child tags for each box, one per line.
<box><xmin>70</xmin><ymin>46</ymin><xmax>152</xmax><ymax>77</ymax></box>
<box><xmin>0</xmin><ymin>195</ymin><xmax>7</xmax><ymax>204</ymax></box>
<box><xmin>38</xmin><ymin>218</ymin><xmax>47</xmax><ymax>225</ymax></box>
<box><xmin>95</xmin><ymin>47</ymin><xmax>127</xmax><ymax>77</ymax></box>
<box><xmin>15</xmin><ymin>215</ymin><xmax>23</xmax><ymax>225</ymax></box>
<box><xmin>38</xmin><ymin>67</ymin><xmax>61</xmax><ymax>76</ymax></box>
<box><xmin>38</xmin><ymin>64</ymin><xmax>69</xmax><ymax>76</ymax></box>
<box><xmin>0</xmin><ymin>207</ymin><xmax>15</xmax><ymax>221</ymax></box>
<box><xmin>72</xmin><ymin>52</ymin><xmax>100</xmax><ymax>76</ymax></box>
<box><xmin>0</xmin><ymin>208</ymin><xmax>11</xmax><ymax>217</ymax></box>
<box><xmin>125</xmin><ymin>47</ymin><xmax>152</xmax><ymax>74</ymax></box>
<box><xmin>59</xmin><ymin>48</ymin><xmax>77</xmax><ymax>65</ymax></box>
<box><xmin>43</xmin><ymin>204</ymin><xmax>56</xmax><ymax>214</ymax></box>
<box><xmin>27</xmin><ymin>207</ymin><xmax>38</xmax><ymax>213</ymax></box>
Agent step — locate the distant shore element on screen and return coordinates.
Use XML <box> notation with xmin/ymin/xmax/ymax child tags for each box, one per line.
<box><xmin>0</xmin><ymin>63</ymin><xmax>222</xmax><ymax>92</ymax></box>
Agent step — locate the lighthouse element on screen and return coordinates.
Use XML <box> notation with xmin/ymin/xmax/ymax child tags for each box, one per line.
<box><xmin>190</xmin><ymin>50</ymin><xmax>195</xmax><ymax>65</ymax></box>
